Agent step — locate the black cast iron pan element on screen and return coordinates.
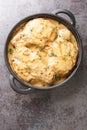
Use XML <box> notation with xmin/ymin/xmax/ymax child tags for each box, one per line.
<box><xmin>4</xmin><ymin>9</ymin><xmax>83</xmax><ymax>94</ymax></box>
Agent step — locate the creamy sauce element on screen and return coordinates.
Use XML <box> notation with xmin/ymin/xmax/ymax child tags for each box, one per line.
<box><xmin>8</xmin><ymin>18</ymin><xmax>78</xmax><ymax>87</ymax></box>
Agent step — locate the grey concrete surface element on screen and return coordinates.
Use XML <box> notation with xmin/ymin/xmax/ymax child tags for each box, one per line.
<box><xmin>0</xmin><ymin>0</ymin><xmax>87</xmax><ymax>130</ymax></box>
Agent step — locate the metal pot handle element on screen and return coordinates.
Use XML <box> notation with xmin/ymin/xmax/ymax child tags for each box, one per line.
<box><xmin>9</xmin><ymin>75</ymin><xmax>32</xmax><ymax>94</ymax></box>
<box><xmin>52</xmin><ymin>9</ymin><xmax>76</xmax><ymax>27</ymax></box>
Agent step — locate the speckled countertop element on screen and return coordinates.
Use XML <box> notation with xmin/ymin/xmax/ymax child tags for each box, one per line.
<box><xmin>0</xmin><ymin>0</ymin><xmax>87</xmax><ymax>130</ymax></box>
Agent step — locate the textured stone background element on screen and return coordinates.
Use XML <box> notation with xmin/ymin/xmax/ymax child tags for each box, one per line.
<box><xmin>0</xmin><ymin>0</ymin><xmax>87</xmax><ymax>130</ymax></box>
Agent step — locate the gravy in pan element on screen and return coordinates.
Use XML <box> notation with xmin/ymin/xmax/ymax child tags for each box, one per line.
<box><xmin>8</xmin><ymin>18</ymin><xmax>78</xmax><ymax>87</ymax></box>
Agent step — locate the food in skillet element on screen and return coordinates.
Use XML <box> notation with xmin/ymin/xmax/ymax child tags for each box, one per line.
<box><xmin>8</xmin><ymin>18</ymin><xmax>78</xmax><ymax>87</ymax></box>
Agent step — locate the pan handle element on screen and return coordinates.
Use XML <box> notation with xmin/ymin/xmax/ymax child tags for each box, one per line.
<box><xmin>9</xmin><ymin>75</ymin><xmax>32</xmax><ymax>94</ymax></box>
<box><xmin>52</xmin><ymin>9</ymin><xmax>76</xmax><ymax>27</ymax></box>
